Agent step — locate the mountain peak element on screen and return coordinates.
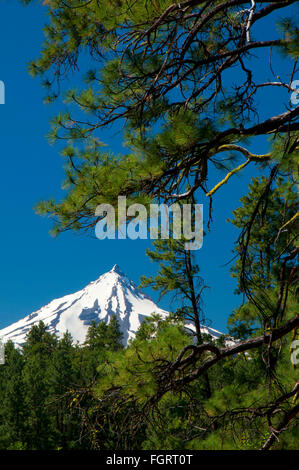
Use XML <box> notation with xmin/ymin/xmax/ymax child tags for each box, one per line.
<box><xmin>110</xmin><ymin>264</ymin><xmax>125</xmax><ymax>275</ymax></box>
<box><xmin>0</xmin><ymin>266</ymin><xmax>225</xmax><ymax>348</ymax></box>
<box><xmin>0</xmin><ymin>265</ymin><xmax>168</xmax><ymax>346</ymax></box>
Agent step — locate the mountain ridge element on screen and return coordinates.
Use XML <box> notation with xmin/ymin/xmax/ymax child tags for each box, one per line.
<box><xmin>0</xmin><ymin>265</ymin><xmax>224</xmax><ymax>346</ymax></box>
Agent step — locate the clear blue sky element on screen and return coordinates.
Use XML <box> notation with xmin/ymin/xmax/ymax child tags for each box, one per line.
<box><xmin>0</xmin><ymin>1</ymin><xmax>295</xmax><ymax>332</ymax></box>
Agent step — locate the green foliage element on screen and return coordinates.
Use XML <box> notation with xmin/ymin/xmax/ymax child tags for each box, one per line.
<box><xmin>19</xmin><ymin>0</ymin><xmax>298</xmax><ymax>234</ymax></box>
<box><xmin>96</xmin><ymin>317</ymin><xmax>190</xmax><ymax>401</ymax></box>
<box><xmin>84</xmin><ymin>315</ymin><xmax>123</xmax><ymax>351</ymax></box>
<box><xmin>229</xmin><ymin>175</ymin><xmax>297</xmax><ymax>296</ymax></box>
<box><xmin>10</xmin><ymin>0</ymin><xmax>299</xmax><ymax>451</ymax></box>
<box><xmin>140</xmin><ymin>236</ymin><xmax>206</xmax><ymax>344</ymax></box>
<box><xmin>0</xmin><ymin>307</ymin><xmax>298</xmax><ymax>450</ymax></box>
<box><xmin>0</xmin><ymin>317</ymin><xmax>124</xmax><ymax>450</ymax></box>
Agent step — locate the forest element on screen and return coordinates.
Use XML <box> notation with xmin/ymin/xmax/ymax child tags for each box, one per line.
<box><xmin>0</xmin><ymin>300</ymin><xmax>297</xmax><ymax>450</ymax></box>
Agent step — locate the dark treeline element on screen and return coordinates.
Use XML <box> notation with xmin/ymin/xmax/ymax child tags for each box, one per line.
<box><xmin>0</xmin><ymin>309</ymin><xmax>298</xmax><ymax>450</ymax></box>
<box><xmin>0</xmin><ymin>317</ymin><xmax>124</xmax><ymax>450</ymax></box>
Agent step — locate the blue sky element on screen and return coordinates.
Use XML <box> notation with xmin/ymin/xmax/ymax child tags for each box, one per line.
<box><xmin>0</xmin><ymin>1</ymin><xmax>296</xmax><ymax>333</ymax></box>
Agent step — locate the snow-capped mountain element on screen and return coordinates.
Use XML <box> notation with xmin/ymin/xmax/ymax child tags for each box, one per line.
<box><xmin>0</xmin><ymin>265</ymin><xmax>224</xmax><ymax>346</ymax></box>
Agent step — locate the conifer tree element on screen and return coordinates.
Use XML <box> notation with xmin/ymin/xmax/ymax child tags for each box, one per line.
<box><xmin>19</xmin><ymin>0</ymin><xmax>298</xmax><ymax>238</ymax></box>
<box><xmin>0</xmin><ymin>341</ymin><xmax>26</xmax><ymax>449</ymax></box>
<box><xmin>140</xmin><ymin>238</ymin><xmax>206</xmax><ymax>344</ymax></box>
<box><xmin>227</xmin><ymin>175</ymin><xmax>298</xmax><ymax>334</ymax></box>
<box><xmin>84</xmin><ymin>315</ymin><xmax>123</xmax><ymax>351</ymax></box>
<box><xmin>22</xmin><ymin>322</ymin><xmax>57</xmax><ymax>449</ymax></box>
<box><xmin>47</xmin><ymin>332</ymin><xmax>80</xmax><ymax>448</ymax></box>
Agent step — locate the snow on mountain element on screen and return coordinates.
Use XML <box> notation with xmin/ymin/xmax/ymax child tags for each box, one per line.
<box><xmin>0</xmin><ymin>265</ymin><xmax>224</xmax><ymax>346</ymax></box>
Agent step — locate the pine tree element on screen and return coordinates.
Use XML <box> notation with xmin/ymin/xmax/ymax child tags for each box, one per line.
<box><xmin>140</xmin><ymin>238</ymin><xmax>206</xmax><ymax>344</ymax></box>
<box><xmin>227</xmin><ymin>175</ymin><xmax>298</xmax><ymax>333</ymax></box>
<box><xmin>0</xmin><ymin>341</ymin><xmax>26</xmax><ymax>449</ymax></box>
<box><xmin>84</xmin><ymin>316</ymin><xmax>123</xmax><ymax>351</ymax></box>
<box><xmin>46</xmin><ymin>332</ymin><xmax>80</xmax><ymax>449</ymax></box>
<box><xmin>22</xmin><ymin>322</ymin><xmax>57</xmax><ymax>449</ymax></box>
<box><xmin>17</xmin><ymin>0</ymin><xmax>298</xmax><ymax>237</ymax></box>
<box><xmin>229</xmin><ymin>175</ymin><xmax>298</xmax><ymax>296</ymax></box>
<box><xmin>84</xmin><ymin>320</ymin><xmax>108</xmax><ymax>351</ymax></box>
<box><xmin>106</xmin><ymin>314</ymin><xmax>124</xmax><ymax>351</ymax></box>
<box><xmin>140</xmin><ymin>236</ymin><xmax>214</xmax><ymax>398</ymax></box>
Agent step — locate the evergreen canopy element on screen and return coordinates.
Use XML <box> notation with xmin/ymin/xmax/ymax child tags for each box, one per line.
<box><xmin>20</xmin><ymin>0</ymin><xmax>298</xmax><ymax>234</ymax></box>
<box><xmin>13</xmin><ymin>0</ymin><xmax>299</xmax><ymax>450</ymax></box>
